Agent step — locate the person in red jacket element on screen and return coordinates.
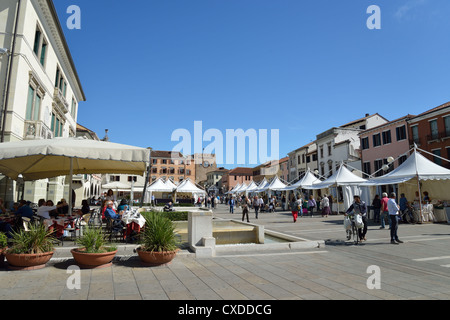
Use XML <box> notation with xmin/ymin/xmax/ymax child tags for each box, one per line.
<box><xmin>380</xmin><ymin>192</ymin><xmax>391</xmax><ymax>229</ymax></box>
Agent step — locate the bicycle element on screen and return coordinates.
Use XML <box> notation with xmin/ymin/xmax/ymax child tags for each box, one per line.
<box><xmin>344</xmin><ymin>212</ymin><xmax>361</xmax><ymax>245</ymax></box>
<box><xmin>400</xmin><ymin>206</ymin><xmax>416</xmax><ymax>224</ymax></box>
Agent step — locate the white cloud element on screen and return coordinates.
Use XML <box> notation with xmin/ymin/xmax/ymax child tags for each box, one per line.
<box><xmin>394</xmin><ymin>0</ymin><xmax>428</xmax><ymax>20</ymax></box>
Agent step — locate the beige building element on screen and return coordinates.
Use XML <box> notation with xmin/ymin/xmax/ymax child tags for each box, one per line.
<box><xmin>0</xmin><ymin>0</ymin><xmax>85</xmax><ymax>206</ymax></box>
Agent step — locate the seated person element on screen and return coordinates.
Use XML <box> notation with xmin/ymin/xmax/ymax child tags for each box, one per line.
<box><xmin>104</xmin><ymin>201</ymin><xmax>125</xmax><ymax>230</ymax></box>
<box><xmin>57</xmin><ymin>199</ymin><xmax>69</xmax><ymax>215</ymax></box>
<box><xmin>117</xmin><ymin>199</ymin><xmax>129</xmax><ymax>213</ymax></box>
<box><xmin>163</xmin><ymin>201</ymin><xmax>174</xmax><ymax>212</ymax></box>
<box><xmin>36</xmin><ymin>199</ymin><xmax>64</xmax><ymax>220</ymax></box>
<box><xmin>15</xmin><ymin>200</ymin><xmax>34</xmax><ymax>219</ymax></box>
<box><xmin>0</xmin><ymin>197</ymin><xmax>6</xmax><ymax>215</ymax></box>
<box><xmin>104</xmin><ymin>201</ymin><xmax>121</xmax><ymax>220</ymax></box>
<box><xmin>81</xmin><ymin>199</ymin><xmax>90</xmax><ymax>215</ymax></box>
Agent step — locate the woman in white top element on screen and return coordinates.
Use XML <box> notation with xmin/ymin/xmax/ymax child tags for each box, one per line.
<box><xmin>321</xmin><ymin>194</ymin><xmax>331</xmax><ymax>217</ymax></box>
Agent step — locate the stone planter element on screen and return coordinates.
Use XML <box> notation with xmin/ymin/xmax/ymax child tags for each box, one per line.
<box><xmin>71</xmin><ymin>248</ymin><xmax>117</xmax><ymax>269</ymax></box>
<box><xmin>5</xmin><ymin>251</ymin><xmax>54</xmax><ymax>270</ymax></box>
<box><xmin>136</xmin><ymin>247</ymin><xmax>178</xmax><ymax>266</ymax></box>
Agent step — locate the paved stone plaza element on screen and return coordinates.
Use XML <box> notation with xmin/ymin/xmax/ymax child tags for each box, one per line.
<box><xmin>1</xmin><ymin>204</ymin><xmax>449</xmax><ymax>300</ymax></box>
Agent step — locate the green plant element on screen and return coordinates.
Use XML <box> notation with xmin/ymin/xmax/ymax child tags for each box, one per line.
<box><xmin>141</xmin><ymin>211</ymin><xmax>178</xmax><ymax>252</ymax></box>
<box><xmin>0</xmin><ymin>232</ymin><xmax>7</xmax><ymax>249</ymax></box>
<box><xmin>8</xmin><ymin>222</ymin><xmax>55</xmax><ymax>254</ymax></box>
<box><xmin>75</xmin><ymin>227</ymin><xmax>117</xmax><ymax>253</ymax></box>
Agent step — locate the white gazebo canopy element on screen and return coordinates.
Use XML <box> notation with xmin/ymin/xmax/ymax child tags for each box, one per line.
<box><xmin>283</xmin><ymin>170</ymin><xmax>322</xmax><ymax>191</ymax></box>
<box><xmin>363</xmin><ymin>149</ymin><xmax>450</xmax><ymax>186</ymax></box>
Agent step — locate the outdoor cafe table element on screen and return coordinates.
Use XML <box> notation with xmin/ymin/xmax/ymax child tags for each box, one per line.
<box><xmin>121</xmin><ymin>211</ymin><xmax>146</xmax><ymax>239</ymax></box>
<box><xmin>43</xmin><ymin>216</ymin><xmax>79</xmax><ymax>238</ymax></box>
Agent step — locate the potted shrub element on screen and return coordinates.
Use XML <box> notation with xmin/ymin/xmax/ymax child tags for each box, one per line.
<box><xmin>136</xmin><ymin>211</ymin><xmax>179</xmax><ymax>266</ymax></box>
<box><xmin>5</xmin><ymin>222</ymin><xmax>55</xmax><ymax>270</ymax></box>
<box><xmin>71</xmin><ymin>226</ymin><xmax>117</xmax><ymax>269</ymax></box>
<box><xmin>0</xmin><ymin>232</ymin><xmax>8</xmax><ymax>268</ymax></box>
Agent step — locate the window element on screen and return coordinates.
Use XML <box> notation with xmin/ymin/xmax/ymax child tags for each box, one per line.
<box><xmin>361</xmin><ymin>137</ymin><xmax>369</xmax><ymax>150</ymax></box>
<box><xmin>373</xmin><ymin>133</ymin><xmax>381</xmax><ymax>147</ymax></box>
<box><xmin>55</xmin><ymin>66</ymin><xmax>67</xmax><ymax>96</ymax></box>
<box><xmin>382</xmin><ymin>130</ymin><xmax>391</xmax><ymax>144</ymax></box>
<box><xmin>128</xmin><ymin>176</ymin><xmax>137</xmax><ymax>182</ymax></box>
<box><xmin>152</xmin><ymin>159</ymin><xmax>157</xmax><ymax>164</ymax></box>
<box><xmin>398</xmin><ymin>155</ymin><xmax>407</xmax><ymax>166</ymax></box>
<box><xmin>374</xmin><ymin>159</ymin><xmax>383</xmax><ymax>177</ymax></box>
<box><xmin>71</xmin><ymin>98</ymin><xmax>77</xmax><ymax>119</ymax></box>
<box><xmin>432</xmin><ymin>149</ymin><xmax>442</xmax><ymax>166</ymax></box>
<box><xmin>430</xmin><ymin>120</ymin><xmax>438</xmax><ymax>140</ymax></box>
<box><xmin>411</xmin><ymin>126</ymin><xmax>419</xmax><ymax>143</ymax></box>
<box><xmin>363</xmin><ymin>162</ymin><xmax>371</xmax><ymax>176</ymax></box>
<box><xmin>320</xmin><ymin>146</ymin><xmax>324</xmax><ymax>158</ymax></box>
<box><xmin>50</xmin><ymin>112</ymin><xmax>64</xmax><ymax>137</ymax></box>
<box><xmin>32</xmin><ymin>26</ymin><xmax>47</xmax><ymax>66</ymax></box>
<box><xmin>151</xmin><ymin>167</ymin><xmax>157</xmax><ymax>173</ymax></box>
<box><xmin>25</xmin><ymin>85</ymin><xmax>41</xmax><ymax>121</ymax></box>
<box><xmin>327</xmin><ymin>143</ymin><xmax>332</xmax><ymax>156</ymax></box>
<box><xmin>312</xmin><ymin>153</ymin><xmax>317</xmax><ymax>161</ymax></box>
<box><xmin>110</xmin><ymin>175</ymin><xmax>120</xmax><ymax>181</ymax></box>
<box><xmin>396</xmin><ymin>125</ymin><xmax>407</xmax><ymax>141</ymax></box>
<box><xmin>186</xmin><ymin>169</ymin><xmax>191</xmax><ymax>175</ymax></box>
<box><xmin>444</xmin><ymin>116</ymin><xmax>450</xmax><ymax>137</ymax></box>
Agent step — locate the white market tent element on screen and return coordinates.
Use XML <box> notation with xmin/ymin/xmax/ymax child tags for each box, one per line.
<box><xmin>282</xmin><ymin>170</ymin><xmax>322</xmax><ymax>191</ymax></box>
<box><xmin>233</xmin><ymin>182</ymin><xmax>248</xmax><ymax>194</ymax></box>
<box><xmin>254</xmin><ymin>178</ymin><xmax>269</xmax><ymax>193</ymax></box>
<box><xmin>244</xmin><ymin>181</ymin><xmax>259</xmax><ymax>194</ymax></box>
<box><xmin>362</xmin><ymin>148</ymin><xmax>450</xmax><ymax>222</ymax></box>
<box><xmin>308</xmin><ymin>163</ymin><xmax>368</xmax><ymax>213</ymax></box>
<box><xmin>175</xmin><ymin>178</ymin><xmax>206</xmax><ymax>194</ymax></box>
<box><xmin>264</xmin><ymin>176</ymin><xmax>287</xmax><ymax>191</ymax></box>
<box><xmin>362</xmin><ymin>149</ymin><xmax>450</xmax><ymax>186</ymax></box>
<box><xmin>227</xmin><ymin>183</ymin><xmax>241</xmax><ymax>194</ymax></box>
<box><xmin>145</xmin><ymin>178</ymin><xmax>176</xmax><ymax>203</ymax></box>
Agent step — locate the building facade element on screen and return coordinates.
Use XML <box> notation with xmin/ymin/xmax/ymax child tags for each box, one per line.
<box><xmin>0</xmin><ymin>0</ymin><xmax>85</xmax><ymax>206</ymax></box>
<box><xmin>408</xmin><ymin>102</ymin><xmax>450</xmax><ymax>169</ymax></box>
<box><xmin>150</xmin><ymin>150</ymin><xmax>196</xmax><ymax>184</ymax></box>
<box><xmin>359</xmin><ymin>115</ymin><xmax>414</xmax><ymax>178</ymax></box>
<box><xmin>316</xmin><ymin>114</ymin><xmax>388</xmax><ymax>178</ymax></box>
<box><xmin>222</xmin><ymin>167</ymin><xmax>253</xmax><ymax>192</ymax></box>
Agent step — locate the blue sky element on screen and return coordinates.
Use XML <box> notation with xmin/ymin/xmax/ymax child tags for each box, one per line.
<box><xmin>54</xmin><ymin>0</ymin><xmax>450</xmax><ymax>168</ymax></box>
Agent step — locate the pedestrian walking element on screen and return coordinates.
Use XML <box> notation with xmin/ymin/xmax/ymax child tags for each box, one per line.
<box><xmin>253</xmin><ymin>196</ymin><xmax>260</xmax><ymax>219</ymax></box>
<box><xmin>289</xmin><ymin>197</ymin><xmax>299</xmax><ymax>222</ymax></box>
<box><xmin>308</xmin><ymin>195</ymin><xmax>316</xmax><ymax>217</ymax></box>
<box><xmin>380</xmin><ymin>192</ymin><xmax>390</xmax><ymax>229</ymax></box>
<box><xmin>388</xmin><ymin>192</ymin><xmax>403</xmax><ymax>244</ymax></box>
<box><xmin>229</xmin><ymin>197</ymin><xmax>235</xmax><ymax>214</ymax></box>
<box><xmin>242</xmin><ymin>196</ymin><xmax>250</xmax><ymax>222</ymax></box>
<box><xmin>321</xmin><ymin>194</ymin><xmax>331</xmax><ymax>217</ymax></box>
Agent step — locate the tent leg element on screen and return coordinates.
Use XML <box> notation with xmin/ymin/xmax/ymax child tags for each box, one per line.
<box><xmin>68</xmin><ymin>158</ymin><xmax>73</xmax><ymax>216</ymax></box>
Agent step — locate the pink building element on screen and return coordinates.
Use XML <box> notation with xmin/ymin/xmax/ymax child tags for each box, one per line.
<box><xmin>359</xmin><ymin>115</ymin><xmax>415</xmax><ymax>178</ymax></box>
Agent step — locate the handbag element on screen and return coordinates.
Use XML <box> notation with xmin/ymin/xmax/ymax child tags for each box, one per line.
<box><xmin>355</xmin><ymin>214</ymin><xmax>364</xmax><ymax>229</ymax></box>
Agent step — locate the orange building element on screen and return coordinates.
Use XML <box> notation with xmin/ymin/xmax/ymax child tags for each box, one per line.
<box><xmin>150</xmin><ymin>150</ymin><xmax>195</xmax><ymax>183</ymax></box>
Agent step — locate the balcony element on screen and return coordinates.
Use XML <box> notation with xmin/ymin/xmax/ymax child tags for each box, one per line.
<box><xmin>426</xmin><ymin>131</ymin><xmax>450</xmax><ymax>144</ymax></box>
<box><xmin>53</xmin><ymin>87</ymin><xmax>69</xmax><ymax>114</ymax></box>
<box><xmin>23</xmin><ymin>120</ymin><xmax>53</xmax><ymax>140</ymax></box>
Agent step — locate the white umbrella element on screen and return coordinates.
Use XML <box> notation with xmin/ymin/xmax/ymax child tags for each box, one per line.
<box><xmin>102</xmin><ymin>181</ymin><xmax>132</xmax><ymax>191</ymax></box>
<box><xmin>0</xmin><ymin>137</ymin><xmax>150</xmax><ymax>214</ymax></box>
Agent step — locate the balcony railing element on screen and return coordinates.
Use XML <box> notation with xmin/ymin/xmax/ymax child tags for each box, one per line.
<box><xmin>426</xmin><ymin>131</ymin><xmax>450</xmax><ymax>143</ymax></box>
<box><xmin>23</xmin><ymin>120</ymin><xmax>53</xmax><ymax>140</ymax></box>
<box><xmin>53</xmin><ymin>87</ymin><xmax>69</xmax><ymax>114</ymax></box>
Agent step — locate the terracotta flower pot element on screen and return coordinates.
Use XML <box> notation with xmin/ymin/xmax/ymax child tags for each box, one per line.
<box><xmin>136</xmin><ymin>247</ymin><xmax>178</xmax><ymax>266</ymax></box>
<box><xmin>71</xmin><ymin>248</ymin><xmax>117</xmax><ymax>269</ymax></box>
<box><xmin>5</xmin><ymin>251</ymin><xmax>54</xmax><ymax>270</ymax></box>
